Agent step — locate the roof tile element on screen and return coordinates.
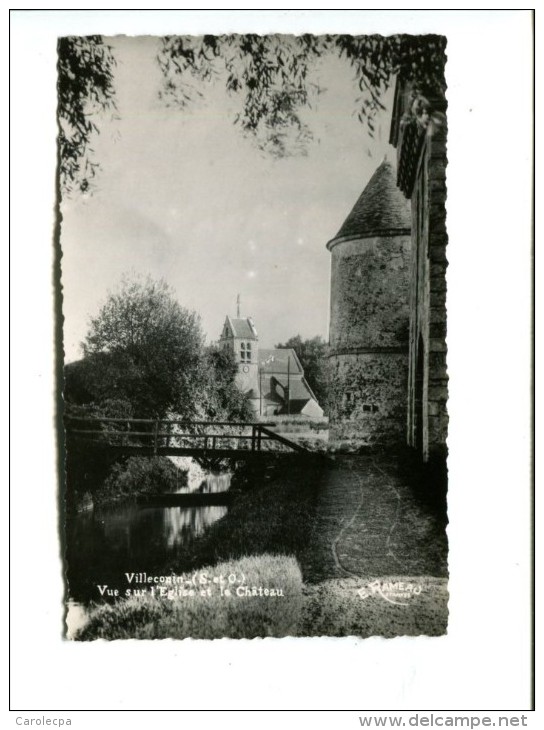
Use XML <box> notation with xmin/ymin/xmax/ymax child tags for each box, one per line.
<box><xmin>328</xmin><ymin>159</ymin><xmax>411</xmax><ymax>244</ymax></box>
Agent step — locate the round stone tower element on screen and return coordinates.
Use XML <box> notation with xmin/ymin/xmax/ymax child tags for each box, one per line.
<box><xmin>327</xmin><ymin>159</ymin><xmax>412</xmax><ymax>446</ymax></box>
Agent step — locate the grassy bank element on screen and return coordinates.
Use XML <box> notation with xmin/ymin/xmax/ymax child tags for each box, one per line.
<box><xmin>301</xmin><ymin>576</ymin><xmax>449</xmax><ymax>638</ymax></box>
<box><xmin>71</xmin><ymin>452</ymin><xmax>449</xmax><ymax>640</ymax></box>
<box><xmin>76</xmin><ymin>568</ymin><xmax>448</xmax><ymax>641</ymax></box>
<box><xmin>76</xmin><ymin>554</ymin><xmax>303</xmax><ymax>640</ymax></box>
<box><xmin>168</xmin><ymin>455</ymin><xmax>323</xmax><ymax>573</ymax></box>
<box><xmin>74</xmin><ymin>455</ymin><xmax>323</xmax><ymax>640</ymax></box>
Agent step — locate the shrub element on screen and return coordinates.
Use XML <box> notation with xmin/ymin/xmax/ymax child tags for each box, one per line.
<box><xmin>94</xmin><ymin>457</ymin><xmax>187</xmax><ymax>503</ymax></box>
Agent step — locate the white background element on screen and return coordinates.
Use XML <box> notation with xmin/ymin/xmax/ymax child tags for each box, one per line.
<box><xmin>9</xmin><ymin>7</ymin><xmax>536</xmax><ymax>717</ymax></box>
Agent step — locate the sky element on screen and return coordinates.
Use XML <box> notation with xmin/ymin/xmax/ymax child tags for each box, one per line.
<box><xmin>60</xmin><ymin>35</ymin><xmax>393</xmax><ymax>362</ymax></box>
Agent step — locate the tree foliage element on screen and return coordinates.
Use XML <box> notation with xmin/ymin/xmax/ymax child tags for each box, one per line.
<box><xmin>276</xmin><ymin>334</ymin><xmax>329</xmax><ymax>412</ymax></box>
<box><xmin>158</xmin><ymin>33</ymin><xmax>447</xmax><ymax>156</ymax></box>
<box><xmin>72</xmin><ymin>276</ymin><xmax>203</xmax><ymax>419</ymax></box>
<box><xmin>65</xmin><ymin>275</ymin><xmax>252</xmax><ymax>422</ymax></box>
<box><xmin>196</xmin><ymin>345</ymin><xmax>254</xmax><ymax>422</ymax></box>
<box><xmin>57</xmin><ymin>35</ymin><xmax>116</xmax><ymax>194</ymax></box>
<box><xmin>57</xmin><ymin>32</ymin><xmax>446</xmax><ymax>191</ymax></box>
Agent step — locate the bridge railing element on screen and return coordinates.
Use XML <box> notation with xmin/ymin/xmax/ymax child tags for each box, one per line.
<box><xmin>64</xmin><ymin>416</ymin><xmax>308</xmax><ymax>454</ymax></box>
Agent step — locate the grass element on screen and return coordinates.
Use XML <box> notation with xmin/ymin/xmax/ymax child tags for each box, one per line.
<box><xmin>72</xmin><ymin>451</ymin><xmax>449</xmax><ymax>640</ymax></box>
<box><xmin>76</xmin><ymin>564</ymin><xmax>448</xmax><ymax>640</ymax></box>
<box><xmin>167</xmin><ymin>455</ymin><xmax>323</xmax><ymax>574</ymax></box>
<box><xmin>300</xmin><ymin>576</ymin><xmax>449</xmax><ymax>638</ymax></box>
<box><xmin>74</xmin><ymin>456</ymin><xmax>321</xmax><ymax>641</ymax></box>
<box><xmin>75</xmin><ymin>554</ymin><xmax>303</xmax><ymax>640</ymax></box>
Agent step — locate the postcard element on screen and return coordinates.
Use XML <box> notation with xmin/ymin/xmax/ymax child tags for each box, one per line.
<box><xmin>58</xmin><ymin>32</ymin><xmax>451</xmax><ymax>641</ymax></box>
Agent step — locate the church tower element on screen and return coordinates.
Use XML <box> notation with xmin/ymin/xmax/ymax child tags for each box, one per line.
<box><xmin>327</xmin><ymin>159</ymin><xmax>412</xmax><ymax>446</ymax></box>
<box><xmin>219</xmin><ymin>310</ymin><xmax>260</xmax><ymax>414</ymax></box>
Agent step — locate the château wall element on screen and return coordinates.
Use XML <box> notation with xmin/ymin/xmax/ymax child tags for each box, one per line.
<box><xmin>329</xmin><ymin>234</ymin><xmax>412</xmax><ymax>350</ymax></box>
<box><xmin>327</xmin><ymin>232</ymin><xmax>411</xmax><ymax>446</ymax></box>
<box><xmin>405</xmin><ymin>124</ymin><xmax>449</xmax><ymax>461</ymax></box>
<box><xmin>328</xmin><ymin>352</ymin><xmax>408</xmax><ymax>445</ymax></box>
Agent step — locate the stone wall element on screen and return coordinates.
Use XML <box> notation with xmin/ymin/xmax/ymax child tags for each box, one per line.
<box><xmin>327</xmin><ymin>232</ymin><xmax>411</xmax><ymax>447</ymax></box>
<box><xmin>406</xmin><ymin>125</ymin><xmax>448</xmax><ymax>461</ymax></box>
<box><xmin>328</xmin><ymin>352</ymin><xmax>408</xmax><ymax>446</ymax></box>
<box><xmin>329</xmin><ymin>235</ymin><xmax>412</xmax><ymax>351</ymax></box>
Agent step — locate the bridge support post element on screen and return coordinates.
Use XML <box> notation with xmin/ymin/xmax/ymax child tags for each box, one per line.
<box><xmin>153</xmin><ymin>420</ymin><xmax>159</xmax><ymax>456</ymax></box>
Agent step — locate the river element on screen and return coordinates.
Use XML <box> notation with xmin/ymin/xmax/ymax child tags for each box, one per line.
<box><xmin>65</xmin><ymin>459</ymin><xmax>231</xmax><ymax>637</ymax></box>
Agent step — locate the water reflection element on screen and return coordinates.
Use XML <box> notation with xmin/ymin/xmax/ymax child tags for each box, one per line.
<box><xmin>176</xmin><ymin>470</ymin><xmax>232</xmax><ymax>494</ymax></box>
<box><xmin>163</xmin><ymin>505</ymin><xmax>228</xmax><ymax>548</ymax></box>
<box><xmin>66</xmin><ymin>461</ymin><xmax>231</xmax><ymax>605</ymax></box>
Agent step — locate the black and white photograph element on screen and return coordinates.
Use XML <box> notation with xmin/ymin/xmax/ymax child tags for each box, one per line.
<box><xmin>59</xmin><ymin>31</ymin><xmax>450</xmax><ymax>642</ymax></box>
<box><xmin>10</xmin><ymin>8</ymin><xmax>534</xmax><ymax>713</ymax></box>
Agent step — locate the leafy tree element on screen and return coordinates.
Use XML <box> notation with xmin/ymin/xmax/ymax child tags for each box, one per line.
<box><xmin>57</xmin><ymin>35</ymin><xmax>116</xmax><ymax>194</ymax></box>
<box><xmin>65</xmin><ymin>275</ymin><xmax>252</xmax><ymax>422</ymax></box>
<box><xmin>73</xmin><ymin>275</ymin><xmax>204</xmax><ymax>419</ymax></box>
<box><xmin>276</xmin><ymin>335</ymin><xmax>329</xmax><ymax>412</ymax></box>
<box><xmin>196</xmin><ymin>345</ymin><xmax>254</xmax><ymax>422</ymax></box>
<box><xmin>158</xmin><ymin>33</ymin><xmax>447</xmax><ymax>156</ymax></box>
<box><xmin>57</xmin><ymin>33</ymin><xmax>446</xmax><ymax>190</ymax></box>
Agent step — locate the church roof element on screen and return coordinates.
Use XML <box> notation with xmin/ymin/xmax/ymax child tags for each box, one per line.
<box><xmin>327</xmin><ymin>159</ymin><xmax>411</xmax><ymax>248</ymax></box>
<box><xmin>226</xmin><ymin>317</ymin><xmax>258</xmax><ymax>340</ymax></box>
<box><xmin>258</xmin><ymin>348</ymin><xmax>303</xmax><ymax>375</ymax></box>
<box><xmin>271</xmin><ymin>376</ymin><xmax>315</xmax><ymax>401</ymax></box>
<box><xmin>278</xmin><ymin>399</ymin><xmax>312</xmax><ymax>415</ymax></box>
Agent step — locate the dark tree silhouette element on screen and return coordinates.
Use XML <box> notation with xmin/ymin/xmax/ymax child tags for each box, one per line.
<box><xmin>57</xmin><ymin>35</ymin><xmax>116</xmax><ymax>194</ymax></box>
<box><xmin>57</xmin><ymin>33</ymin><xmax>446</xmax><ymax>190</ymax></box>
<box><xmin>158</xmin><ymin>33</ymin><xmax>447</xmax><ymax>157</ymax></box>
<box><xmin>76</xmin><ymin>275</ymin><xmax>204</xmax><ymax>419</ymax></box>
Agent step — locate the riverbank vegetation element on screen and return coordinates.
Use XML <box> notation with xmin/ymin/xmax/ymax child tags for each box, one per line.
<box><xmin>64</xmin><ymin>275</ymin><xmax>253</xmax><ymax>507</ymax></box>
<box><xmin>72</xmin><ymin>451</ymin><xmax>449</xmax><ymax>640</ymax></box>
<box><xmin>74</xmin><ymin>455</ymin><xmax>322</xmax><ymax>640</ymax></box>
<box><xmin>171</xmin><ymin>456</ymin><xmax>322</xmax><ymax>573</ymax></box>
<box><xmin>76</xmin><ymin>555</ymin><xmax>303</xmax><ymax>640</ymax></box>
<box><xmin>94</xmin><ymin>457</ymin><xmax>187</xmax><ymax>504</ymax></box>
<box><xmin>64</xmin><ymin>428</ymin><xmax>190</xmax><ymax>510</ymax></box>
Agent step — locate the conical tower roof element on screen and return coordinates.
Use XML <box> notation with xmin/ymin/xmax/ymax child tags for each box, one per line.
<box><xmin>327</xmin><ymin>159</ymin><xmax>410</xmax><ymax>248</ymax></box>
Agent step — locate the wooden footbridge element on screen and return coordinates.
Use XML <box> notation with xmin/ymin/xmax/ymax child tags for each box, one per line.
<box><xmin>64</xmin><ymin>416</ymin><xmax>310</xmax><ymax>458</ymax></box>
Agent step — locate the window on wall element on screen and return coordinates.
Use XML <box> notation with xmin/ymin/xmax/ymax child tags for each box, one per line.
<box><xmin>362</xmin><ymin>404</ymin><xmax>379</xmax><ymax>413</ymax></box>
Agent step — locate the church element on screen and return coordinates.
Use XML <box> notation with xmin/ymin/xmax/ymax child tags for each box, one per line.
<box><xmin>218</xmin><ymin>314</ymin><xmax>324</xmax><ymax>419</ymax></box>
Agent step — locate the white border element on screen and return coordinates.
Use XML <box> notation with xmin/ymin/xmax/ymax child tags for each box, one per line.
<box><xmin>10</xmin><ymin>8</ymin><xmax>535</xmax><ymax>714</ymax></box>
